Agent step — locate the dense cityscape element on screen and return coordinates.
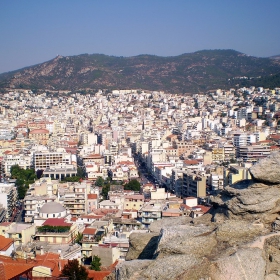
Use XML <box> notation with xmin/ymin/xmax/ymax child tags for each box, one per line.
<box><xmin>0</xmin><ymin>85</ymin><xmax>280</xmax><ymax>278</ymax></box>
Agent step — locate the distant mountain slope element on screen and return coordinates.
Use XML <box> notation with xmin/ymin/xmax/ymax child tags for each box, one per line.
<box><xmin>270</xmin><ymin>54</ymin><xmax>280</xmax><ymax>60</ymax></box>
<box><xmin>1</xmin><ymin>50</ymin><xmax>280</xmax><ymax>93</ymax></box>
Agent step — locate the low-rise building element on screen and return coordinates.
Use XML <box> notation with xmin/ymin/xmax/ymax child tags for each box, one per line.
<box><xmin>0</xmin><ymin>222</ymin><xmax>36</xmax><ymax>245</ymax></box>
<box><xmin>35</xmin><ymin>218</ymin><xmax>78</xmax><ymax>244</ymax></box>
<box><xmin>182</xmin><ymin>170</ymin><xmax>207</xmax><ymax>198</ymax></box>
<box><xmin>139</xmin><ymin>202</ymin><xmax>164</xmax><ymax>227</ymax></box>
<box><xmin>224</xmin><ymin>164</ymin><xmax>252</xmax><ymax>186</ymax></box>
<box><xmin>0</xmin><ymin>182</ymin><xmax>17</xmax><ymax>221</ymax></box>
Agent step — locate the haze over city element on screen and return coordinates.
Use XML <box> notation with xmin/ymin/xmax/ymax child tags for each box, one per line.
<box><xmin>1</xmin><ymin>0</ymin><xmax>280</xmax><ymax>74</ymax></box>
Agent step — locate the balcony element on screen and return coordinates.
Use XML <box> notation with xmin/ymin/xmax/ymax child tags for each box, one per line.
<box><xmin>142</xmin><ymin>212</ymin><xmax>161</xmax><ymax>218</ymax></box>
<box><xmin>82</xmin><ymin>237</ymin><xmax>98</xmax><ymax>244</ymax></box>
<box><xmin>36</xmin><ymin>231</ymin><xmax>70</xmax><ymax>236</ymax></box>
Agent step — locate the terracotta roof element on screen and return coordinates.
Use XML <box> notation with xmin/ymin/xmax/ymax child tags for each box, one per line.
<box><xmin>83</xmin><ymin>228</ymin><xmax>97</xmax><ymax>235</ymax></box>
<box><xmin>271</xmin><ymin>145</ymin><xmax>280</xmax><ymax>150</ymax></box>
<box><xmin>0</xmin><ymin>222</ymin><xmax>12</xmax><ymax>227</ymax></box>
<box><xmin>34</xmin><ymin>252</ymin><xmax>68</xmax><ymax>277</ymax></box>
<box><xmin>192</xmin><ymin>205</ymin><xmax>211</xmax><ymax>214</ymax></box>
<box><xmin>0</xmin><ymin>256</ymin><xmax>34</xmax><ymax>280</ymax></box>
<box><xmin>118</xmin><ymin>161</ymin><xmax>134</xmax><ymax>165</ymax></box>
<box><xmin>183</xmin><ymin>159</ymin><xmax>200</xmax><ymax>165</ymax></box>
<box><xmin>87</xmin><ymin>270</ymin><xmax>111</xmax><ymax>280</ymax></box>
<box><xmin>84</xmin><ymin>154</ymin><xmax>102</xmax><ymax>159</ymax></box>
<box><xmin>88</xmin><ymin>194</ymin><xmax>98</xmax><ymax>199</ymax></box>
<box><xmin>0</xmin><ymin>236</ymin><xmax>13</xmax><ymax>251</ymax></box>
<box><xmin>180</xmin><ymin>204</ymin><xmax>191</xmax><ymax>210</ymax></box>
<box><xmin>80</xmin><ymin>214</ymin><xmax>99</xmax><ymax>219</ymax></box>
<box><xmin>269</xmin><ymin>134</ymin><xmax>280</xmax><ymax>139</ymax></box>
<box><xmin>29</xmin><ymin>129</ymin><xmax>49</xmax><ymax>134</ymax></box>
<box><xmin>42</xmin><ymin>218</ymin><xmax>71</xmax><ymax>227</ymax></box>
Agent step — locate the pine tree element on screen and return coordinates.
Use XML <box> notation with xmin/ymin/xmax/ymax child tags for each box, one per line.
<box><xmin>90</xmin><ymin>255</ymin><xmax>102</xmax><ymax>271</ymax></box>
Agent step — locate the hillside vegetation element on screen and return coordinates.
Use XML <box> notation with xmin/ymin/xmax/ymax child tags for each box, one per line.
<box><xmin>1</xmin><ymin>50</ymin><xmax>280</xmax><ymax>93</ymax></box>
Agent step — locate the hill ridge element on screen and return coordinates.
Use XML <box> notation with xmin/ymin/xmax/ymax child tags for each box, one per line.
<box><xmin>1</xmin><ymin>49</ymin><xmax>280</xmax><ymax>93</ymax></box>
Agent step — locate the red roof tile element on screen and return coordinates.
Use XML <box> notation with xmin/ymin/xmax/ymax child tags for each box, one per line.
<box><xmin>88</xmin><ymin>194</ymin><xmax>98</xmax><ymax>199</ymax></box>
<box><xmin>83</xmin><ymin>228</ymin><xmax>97</xmax><ymax>235</ymax></box>
<box><xmin>87</xmin><ymin>270</ymin><xmax>111</xmax><ymax>280</ymax></box>
<box><xmin>0</xmin><ymin>236</ymin><xmax>13</xmax><ymax>251</ymax></box>
<box><xmin>184</xmin><ymin>160</ymin><xmax>199</xmax><ymax>165</ymax></box>
<box><xmin>42</xmin><ymin>218</ymin><xmax>71</xmax><ymax>227</ymax></box>
<box><xmin>0</xmin><ymin>256</ymin><xmax>34</xmax><ymax>280</ymax></box>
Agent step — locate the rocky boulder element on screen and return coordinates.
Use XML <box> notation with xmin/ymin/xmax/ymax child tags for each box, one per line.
<box><xmin>250</xmin><ymin>151</ymin><xmax>280</xmax><ymax>184</ymax></box>
<box><xmin>114</xmin><ymin>151</ymin><xmax>280</xmax><ymax>279</ymax></box>
<box><xmin>211</xmin><ymin>179</ymin><xmax>280</xmax><ymax>225</ymax></box>
<box><xmin>125</xmin><ymin>232</ymin><xmax>159</xmax><ymax>260</ymax></box>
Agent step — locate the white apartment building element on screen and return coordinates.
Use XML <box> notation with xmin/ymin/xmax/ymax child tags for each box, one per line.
<box><xmin>58</xmin><ymin>182</ymin><xmax>90</xmax><ymax>217</ymax></box>
<box><xmin>233</xmin><ymin>133</ymin><xmax>256</xmax><ymax>147</ymax></box>
<box><xmin>23</xmin><ymin>194</ymin><xmax>57</xmax><ymax>222</ymax></box>
<box><xmin>2</xmin><ymin>153</ymin><xmax>32</xmax><ymax>176</ymax></box>
<box><xmin>0</xmin><ymin>182</ymin><xmax>17</xmax><ymax>221</ymax></box>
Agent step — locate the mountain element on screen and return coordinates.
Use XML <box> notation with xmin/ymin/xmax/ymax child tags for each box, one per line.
<box><xmin>270</xmin><ymin>54</ymin><xmax>280</xmax><ymax>60</ymax></box>
<box><xmin>1</xmin><ymin>49</ymin><xmax>280</xmax><ymax>93</ymax></box>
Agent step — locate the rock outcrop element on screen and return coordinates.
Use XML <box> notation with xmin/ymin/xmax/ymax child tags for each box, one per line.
<box><xmin>110</xmin><ymin>152</ymin><xmax>280</xmax><ymax>280</ymax></box>
<box><xmin>250</xmin><ymin>152</ymin><xmax>280</xmax><ymax>184</ymax></box>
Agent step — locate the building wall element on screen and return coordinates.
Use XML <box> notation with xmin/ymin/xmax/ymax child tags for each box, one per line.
<box><xmin>22</xmin><ymin>224</ymin><xmax>36</xmax><ymax>244</ymax></box>
<box><xmin>151</xmin><ymin>188</ymin><xmax>166</xmax><ymax>200</ymax></box>
<box><xmin>91</xmin><ymin>246</ymin><xmax>120</xmax><ymax>267</ymax></box>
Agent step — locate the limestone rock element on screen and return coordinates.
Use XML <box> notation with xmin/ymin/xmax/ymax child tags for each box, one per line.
<box><xmin>250</xmin><ymin>151</ymin><xmax>280</xmax><ymax>184</ymax></box>
<box><xmin>215</xmin><ymin>220</ymin><xmax>264</xmax><ymax>246</ymax></box>
<box><xmin>211</xmin><ymin>179</ymin><xmax>280</xmax><ymax>225</ymax></box>
<box><xmin>114</xmin><ymin>260</ymin><xmax>153</xmax><ymax>280</ymax></box>
<box><xmin>156</xmin><ymin>224</ymin><xmax>217</xmax><ymax>258</ymax></box>
<box><xmin>209</xmin><ymin>248</ymin><xmax>266</xmax><ymax>280</ymax></box>
<box><xmin>125</xmin><ymin>232</ymin><xmax>159</xmax><ymax>260</ymax></box>
<box><xmin>264</xmin><ymin>235</ymin><xmax>280</xmax><ymax>277</ymax></box>
<box><xmin>149</xmin><ymin>216</ymin><xmax>192</xmax><ymax>234</ymax></box>
<box><xmin>141</xmin><ymin>255</ymin><xmax>200</xmax><ymax>280</ymax></box>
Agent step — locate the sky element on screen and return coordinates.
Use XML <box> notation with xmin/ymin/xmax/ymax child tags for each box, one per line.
<box><xmin>1</xmin><ymin>0</ymin><xmax>280</xmax><ymax>74</ymax></box>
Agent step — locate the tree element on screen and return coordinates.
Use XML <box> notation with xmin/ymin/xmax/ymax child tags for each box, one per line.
<box><xmin>60</xmin><ymin>259</ymin><xmax>88</xmax><ymax>280</ymax></box>
<box><xmin>75</xmin><ymin>232</ymin><xmax>83</xmax><ymax>245</ymax></box>
<box><xmin>10</xmin><ymin>165</ymin><xmax>37</xmax><ymax>199</ymax></box>
<box><xmin>95</xmin><ymin>176</ymin><xmax>104</xmax><ymax>187</ymax></box>
<box><xmin>124</xmin><ymin>179</ymin><xmax>141</xmax><ymax>192</ymax></box>
<box><xmin>62</xmin><ymin>176</ymin><xmax>81</xmax><ymax>182</ymax></box>
<box><xmin>77</xmin><ymin>167</ymin><xmax>85</xmax><ymax>178</ymax></box>
<box><xmin>90</xmin><ymin>255</ymin><xmax>102</xmax><ymax>271</ymax></box>
<box><xmin>101</xmin><ymin>183</ymin><xmax>110</xmax><ymax>199</ymax></box>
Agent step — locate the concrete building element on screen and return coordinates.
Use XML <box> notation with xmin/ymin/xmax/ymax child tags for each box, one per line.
<box><xmin>42</xmin><ymin>163</ymin><xmax>77</xmax><ymax>180</ymax></box>
<box><xmin>224</xmin><ymin>164</ymin><xmax>252</xmax><ymax>186</ymax></box>
<box><xmin>24</xmin><ymin>195</ymin><xmax>57</xmax><ymax>223</ymax></box>
<box><xmin>0</xmin><ymin>222</ymin><xmax>36</xmax><ymax>245</ymax></box>
<box><xmin>29</xmin><ymin>128</ymin><xmax>49</xmax><ymax>145</ymax></box>
<box><xmin>123</xmin><ymin>194</ymin><xmax>144</xmax><ymax>211</ymax></box>
<box><xmin>182</xmin><ymin>171</ymin><xmax>207</xmax><ymax>198</ymax></box>
<box><xmin>0</xmin><ymin>182</ymin><xmax>17</xmax><ymax>221</ymax></box>
<box><xmin>139</xmin><ymin>202</ymin><xmax>164</xmax><ymax>227</ymax></box>
<box><xmin>35</xmin><ymin>218</ymin><xmax>78</xmax><ymax>244</ymax></box>
<box><xmin>2</xmin><ymin>153</ymin><xmax>32</xmax><ymax>176</ymax></box>
<box><xmin>237</xmin><ymin>145</ymin><xmax>271</xmax><ymax>162</ymax></box>
<box><xmin>33</xmin><ymin>150</ymin><xmax>73</xmax><ymax>171</ymax></box>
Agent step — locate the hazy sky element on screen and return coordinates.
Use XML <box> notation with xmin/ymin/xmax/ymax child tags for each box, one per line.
<box><xmin>1</xmin><ymin>0</ymin><xmax>280</xmax><ymax>74</ymax></box>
